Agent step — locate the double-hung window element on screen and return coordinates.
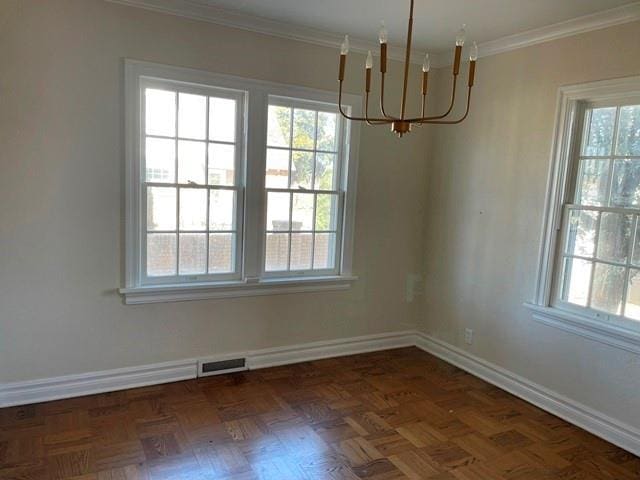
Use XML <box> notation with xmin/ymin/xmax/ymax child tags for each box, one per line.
<box><xmin>121</xmin><ymin>61</ymin><xmax>360</xmax><ymax>304</ymax></box>
<box><xmin>264</xmin><ymin>99</ymin><xmax>343</xmax><ymax>276</ymax></box>
<box><xmin>528</xmin><ymin>76</ymin><xmax>640</xmax><ymax>353</ymax></box>
<box><xmin>142</xmin><ymin>80</ymin><xmax>243</xmax><ymax>283</ymax></box>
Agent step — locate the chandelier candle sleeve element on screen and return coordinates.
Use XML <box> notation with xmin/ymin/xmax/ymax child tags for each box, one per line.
<box><xmin>468</xmin><ymin>42</ymin><xmax>478</xmax><ymax>87</ymax></box>
<box><xmin>422</xmin><ymin>53</ymin><xmax>430</xmax><ymax>95</ymax></box>
<box><xmin>336</xmin><ymin>0</ymin><xmax>476</xmax><ymax>136</ymax></box>
<box><xmin>365</xmin><ymin>51</ymin><xmax>373</xmax><ymax>93</ymax></box>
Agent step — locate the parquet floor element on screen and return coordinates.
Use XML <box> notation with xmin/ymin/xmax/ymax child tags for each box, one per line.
<box><xmin>1</xmin><ymin>348</ymin><xmax>638</xmax><ymax>479</ymax></box>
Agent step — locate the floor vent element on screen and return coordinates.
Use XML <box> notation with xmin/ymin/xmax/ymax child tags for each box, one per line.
<box><xmin>198</xmin><ymin>358</ymin><xmax>247</xmax><ymax>377</ymax></box>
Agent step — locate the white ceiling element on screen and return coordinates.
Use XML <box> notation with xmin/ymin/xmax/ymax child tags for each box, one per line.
<box><xmin>197</xmin><ymin>0</ymin><xmax>637</xmax><ymax>53</ymax></box>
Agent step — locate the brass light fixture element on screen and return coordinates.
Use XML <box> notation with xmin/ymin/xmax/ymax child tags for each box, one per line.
<box><xmin>337</xmin><ymin>0</ymin><xmax>478</xmax><ymax>137</ymax></box>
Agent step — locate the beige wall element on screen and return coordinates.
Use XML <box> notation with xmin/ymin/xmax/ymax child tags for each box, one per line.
<box><xmin>421</xmin><ymin>21</ymin><xmax>640</xmax><ymax>429</ymax></box>
<box><xmin>0</xmin><ymin>0</ymin><xmax>429</xmax><ymax>382</ymax></box>
<box><xmin>2</xmin><ymin>0</ymin><xmax>638</xmax><ymax>435</ymax></box>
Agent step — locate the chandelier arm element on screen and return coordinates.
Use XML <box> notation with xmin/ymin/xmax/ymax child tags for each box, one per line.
<box><xmin>410</xmin><ymin>87</ymin><xmax>472</xmax><ymax>124</ymax></box>
<box><xmin>412</xmin><ymin>93</ymin><xmax>428</xmax><ymax>128</ymax></box>
<box><xmin>379</xmin><ymin>74</ymin><xmax>399</xmax><ymax>120</ymax></box>
<box><xmin>399</xmin><ymin>0</ymin><xmax>415</xmax><ymax>120</ymax></box>
<box><xmin>418</xmin><ymin>74</ymin><xmax>458</xmax><ymax>123</ymax></box>
<box><xmin>365</xmin><ymin>92</ymin><xmax>390</xmax><ymax>125</ymax></box>
<box><xmin>338</xmin><ymin>80</ymin><xmax>392</xmax><ymax>123</ymax></box>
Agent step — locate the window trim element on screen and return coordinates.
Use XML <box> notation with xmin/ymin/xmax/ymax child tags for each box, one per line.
<box><xmin>525</xmin><ymin>75</ymin><xmax>640</xmax><ymax>354</ymax></box>
<box><xmin>121</xmin><ymin>59</ymin><xmax>361</xmax><ymax>303</ymax></box>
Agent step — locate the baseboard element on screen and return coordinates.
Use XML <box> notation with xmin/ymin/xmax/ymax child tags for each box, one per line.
<box><xmin>0</xmin><ymin>330</ymin><xmax>415</xmax><ymax>408</ymax></box>
<box><xmin>247</xmin><ymin>330</ymin><xmax>416</xmax><ymax>369</ymax></box>
<box><xmin>414</xmin><ymin>332</ymin><xmax>640</xmax><ymax>457</ymax></box>
<box><xmin>2</xmin><ymin>329</ymin><xmax>638</xmax><ymax>458</ymax></box>
<box><xmin>0</xmin><ymin>359</ymin><xmax>197</xmax><ymax>408</ymax></box>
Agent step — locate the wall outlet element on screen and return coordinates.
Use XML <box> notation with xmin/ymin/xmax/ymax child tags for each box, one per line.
<box><xmin>464</xmin><ymin>328</ymin><xmax>473</xmax><ymax>345</ymax></box>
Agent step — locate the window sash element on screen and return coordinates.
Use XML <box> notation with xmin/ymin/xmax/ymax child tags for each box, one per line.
<box><xmin>553</xmin><ymin>99</ymin><xmax>640</xmax><ymax>322</ymax></box>
<box><xmin>261</xmin><ymin>96</ymin><xmax>348</xmax><ymax>277</ymax></box>
<box><xmin>139</xmin><ymin>77</ymin><xmax>246</xmax><ymax>285</ymax></box>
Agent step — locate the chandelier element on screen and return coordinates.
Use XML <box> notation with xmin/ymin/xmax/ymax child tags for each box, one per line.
<box><xmin>337</xmin><ymin>0</ymin><xmax>478</xmax><ymax>137</ymax></box>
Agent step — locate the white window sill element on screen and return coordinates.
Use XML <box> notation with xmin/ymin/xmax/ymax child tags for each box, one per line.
<box><xmin>119</xmin><ymin>275</ymin><xmax>358</xmax><ymax>305</ymax></box>
<box><xmin>523</xmin><ymin>302</ymin><xmax>640</xmax><ymax>355</ymax></box>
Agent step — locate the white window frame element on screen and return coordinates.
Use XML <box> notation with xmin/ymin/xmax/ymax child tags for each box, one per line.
<box><xmin>262</xmin><ymin>95</ymin><xmax>346</xmax><ymax>279</ymax></box>
<box><xmin>525</xmin><ymin>75</ymin><xmax>640</xmax><ymax>355</ymax></box>
<box><xmin>120</xmin><ymin>60</ymin><xmax>360</xmax><ymax>304</ymax></box>
<box><xmin>139</xmin><ymin>77</ymin><xmax>246</xmax><ymax>285</ymax></box>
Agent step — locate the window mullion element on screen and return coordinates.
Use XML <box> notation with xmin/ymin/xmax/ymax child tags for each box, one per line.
<box><xmin>174</xmin><ymin>93</ymin><xmax>180</xmax><ymax>276</ymax></box>
<box><xmin>205</xmin><ymin>96</ymin><xmax>211</xmax><ymax>274</ymax></box>
<box><xmin>243</xmin><ymin>89</ymin><xmax>268</xmax><ymax>279</ymax></box>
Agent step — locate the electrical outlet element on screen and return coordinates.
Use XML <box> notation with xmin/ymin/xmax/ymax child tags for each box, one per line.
<box><xmin>464</xmin><ymin>328</ymin><xmax>473</xmax><ymax>345</ymax></box>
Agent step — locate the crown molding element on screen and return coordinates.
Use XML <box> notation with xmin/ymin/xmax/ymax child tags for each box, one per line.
<box><xmin>106</xmin><ymin>0</ymin><xmax>426</xmax><ymax>64</ymax></box>
<box><xmin>466</xmin><ymin>2</ymin><xmax>640</xmax><ymax>66</ymax></box>
<box><xmin>106</xmin><ymin>0</ymin><xmax>640</xmax><ymax>69</ymax></box>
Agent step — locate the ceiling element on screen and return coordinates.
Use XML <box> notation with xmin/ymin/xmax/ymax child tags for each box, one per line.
<box><xmin>197</xmin><ymin>0</ymin><xmax>637</xmax><ymax>53</ymax></box>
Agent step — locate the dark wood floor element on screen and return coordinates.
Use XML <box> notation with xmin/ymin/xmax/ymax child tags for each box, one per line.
<box><xmin>1</xmin><ymin>347</ymin><xmax>638</xmax><ymax>479</ymax></box>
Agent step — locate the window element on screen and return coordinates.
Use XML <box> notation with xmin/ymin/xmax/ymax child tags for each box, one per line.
<box><xmin>121</xmin><ymin>60</ymin><xmax>360</xmax><ymax>303</ymax></box>
<box><xmin>558</xmin><ymin>103</ymin><xmax>640</xmax><ymax>317</ymax></box>
<box><xmin>264</xmin><ymin>99</ymin><xmax>342</xmax><ymax>276</ymax></box>
<box><xmin>527</xmin><ymin>76</ymin><xmax>640</xmax><ymax>354</ymax></box>
<box><xmin>142</xmin><ymin>82</ymin><xmax>243</xmax><ymax>283</ymax></box>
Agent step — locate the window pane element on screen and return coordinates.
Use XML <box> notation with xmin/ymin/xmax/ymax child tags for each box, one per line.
<box><xmin>625</xmin><ymin>269</ymin><xmax>640</xmax><ymax>320</ymax></box>
<box><xmin>179</xmin><ymin>233</ymin><xmax>207</xmax><ymax>274</ymax></box>
<box><xmin>265</xmin><ymin>233</ymin><xmax>289</xmax><ymax>271</ymax></box>
<box><xmin>208</xmin><ymin>143</ymin><xmax>235</xmax><ymax>186</ymax></box>
<box><xmin>209</xmin><ymin>97</ymin><xmax>236</xmax><ymax>143</ymax></box>
<box><xmin>291</xmin><ymin>151</ymin><xmax>313</xmax><ymax>189</ymax></box>
<box><xmin>596</xmin><ymin>212</ymin><xmax>632</xmax><ymax>263</ymax></box>
<box><xmin>267</xmin><ymin>105</ymin><xmax>291</xmax><ymax>147</ymax></box>
<box><xmin>265</xmin><ymin>148</ymin><xmax>290</xmax><ymax>188</ymax></box>
<box><xmin>582</xmin><ymin>107</ymin><xmax>616</xmax><ymax>156</ymax></box>
<box><xmin>575</xmin><ymin>159</ymin><xmax>609</xmax><ymax>206</ymax></box>
<box><xmin>292</xmin><ymin>109</ymin><xmax>316</xmax><ymax>149</ymax></box>
<box><xmin>315</xmin><ymin>194</ymin><xmax>338</xmax><ymax>231</ymax></box>
<box><xmin>178</xmin><ymin>93</ymin><xmax>206</xmax><ymax>140</ymax></box>
<box><xmin>209</xmin><ymin>189</ymin><xmax>235</xmax><ymax>231</ymax></box>
<box><xmin>610</xmin><ymin>159</ymin><xmax>640</xmax><ymax>207</ymax></box>
<box><xmin>178</xmin><ymin>140</ymin><xmax>205</xmax><ymax>185</ymax></box>
<box><xmin>146</xmin><ymin>89</ymin><xmax>176</xmax><ymax>137</ymax></box>
<box><xmin>145</xmin><ymin>137</ymin><xmax>175</xmax><ymax>183</ymax></box>
<box><xmin>561</xmin><ymin>257</ymin><xmax>592</xmax><ymax>307</ymax></box>
<box><xmin>616</xmin><ymin>105</ymin><xmax>640</xmax><ymax>156</ymax></box>
<box><xmin>565</xmin><ymin>209</ymin><xmax>597</xmax><ymax>257</ymax></box>
<box><xmin>315</xmin><ymin>153</ymin><xmax>337</xmax><ymax>190</ymax></box>
<box><xmin>290</xmin><ymin>233</ymin><xmax>312</xmax><ymax>270</ymax></box>
<box><xmin>209</xmin><ymin>233</ymin><xmax>234</xmax><ymax>273</ymax></box>
<box><xmin>591</xmin><ymin>262</ymin><xmax>625</xmax><ymax>315</ymax></box>
<box><xmin>179</xmin><ymin>188</ymin><xmax>207</xmax><ymax>231</ymax></box>
<box><xmin>314</xmin><ymin>232</ymin><xmax>336</xmax><ymax>270</ymax></box>
<box><xmin>147</xmin><ymin>233</ymin><xmax>176</xmax><ymax>276</ymax></box>
<box><xmin>292</xmin><ymin>193</ymin><xmax>314</xmax><ymax>231</ymax></box>
<box><xmin>147</xmin><ymin>187</ymin><xmax>176</xmax><ymax>231</ymax></box>
<box><xmin>267</xmin><ymin>192</ymin><xmax>290</xmax><ymax>231</ymax></box>
<box><xmin>317</xmin><ymin>112</ymin><xmax>338</xmax><ymax>151</ymax></box>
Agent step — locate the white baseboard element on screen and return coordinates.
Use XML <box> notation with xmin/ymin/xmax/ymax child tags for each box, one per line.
<box><xmin>414</xmin><ymin>332</ymin><xmax>640</xmax><ymax>457</ymax></box>
<box><xmin>0</xmin><ymin>330</ymin><xmax>415</xmax><ymax>408</ymax></box>
<box><xmin>2</xmin><ymin>329</ymin><xmax>638</xmax><ymax>457</ymax></box>
<box><xmin>247</xmin><ymin>331</ymin><xmax>416</xmax><ymax>369</ymax></box>
<box><xmin>0</xmin><ymin>359</ymin><xmax>197</xmax><ymax>408</ymax></box>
